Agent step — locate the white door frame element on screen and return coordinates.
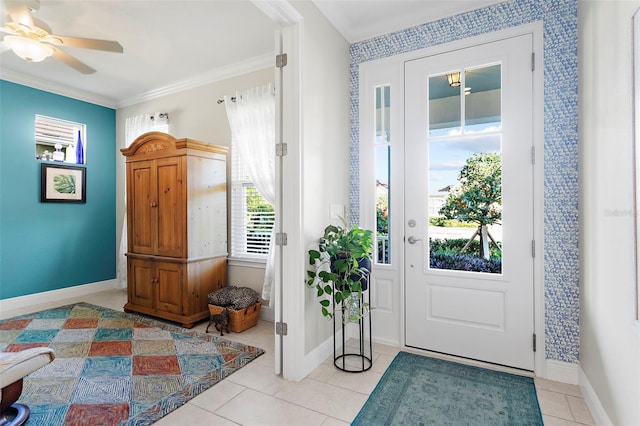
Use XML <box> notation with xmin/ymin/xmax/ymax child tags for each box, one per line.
<box><xmin>251</xmin><ymin>1</ymin><xmax>304</xmax><ymax>380</ymax></box>
<box><xmin>278</xmin><ymin>22</ymin><xmax>305</xmax><ymax>380</ymax></box>
<box><xmin>358</xmin><ymin>22</ymin><xmax>545</xmax><ymax>377</ymax></box>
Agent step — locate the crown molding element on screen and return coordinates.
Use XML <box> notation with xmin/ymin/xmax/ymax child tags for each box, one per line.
<box><xmin>116</xmin><ymin>53</ymin><xmax>274</xmax><ymax>109</ymax></box>
<box><xmin>1</xmin><ymin>52</ymin><xmax>273</xmax><ymax>110</ymax></box>
<box><xmin>251</xmin><ymin>0</ymin><xmax>303</xmax><ymax>26</ymax></box>
<box><xmin>0</xmin><ymin>69</ymin><xmax>117</xmax><ymax>109</ymax></box>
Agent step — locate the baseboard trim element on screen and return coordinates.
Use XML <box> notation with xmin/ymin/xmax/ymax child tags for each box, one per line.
<box><xmin>259</xmin><ymin>304</ymin><xmax>275</xmax><ymax>322</ymax></box>
<box><xmin>301</xmin><ymin>330</ymin><xmax>341</xmax><ymax>380</ymax></box>
<box><xmin>372</xmin><ymin>336</ymin><xmax>400</xmax><ymax>347</ymax></box>
<box><xmin>2</xmin><ymin>282</ymin><xmax>277</xmax><ymax>325</ymax></box>
<box><xmin>545</xmin><ymin>359</ymin><xmax>579</xmax><ymax>384</ymax></box>
<box><xmin>579</xmin><ymin>366</ymin><xmax>613</xmax><ymax>426</ymax></box>
<box><xmin>0</xmin><ymin>279</ymin><xmax>118</xmax><ymax>315</ymax></box>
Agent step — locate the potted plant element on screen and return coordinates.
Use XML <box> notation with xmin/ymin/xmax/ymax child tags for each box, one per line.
<box><xmin>306</xmin><ymin>218</ymin><xmax>374</xmax><ymax>322</ymax></box>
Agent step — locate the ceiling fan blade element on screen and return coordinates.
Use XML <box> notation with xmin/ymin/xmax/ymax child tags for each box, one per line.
<box><xmin>31</xmin><ymin>16</ymin><xmax>50</xmax><ymax>34</ymax></box>
<box><xmin>4</xmin><ymin>0</ymin><xmax>36</xmax><ymax>29</ymax></box>
<box><xmin>52</xmin><ymin>47</ymin><xmax>95</xmax><ymax>74</ymax></box>
<box><xmin>0</xmin><ymin>25</ymin><xmax>18</xmax><ymax>35</ymax></box>
<box><xmin>48</xmin><ymin>35</ymin><xmax>123</xmax><ymax>53</ymax></box>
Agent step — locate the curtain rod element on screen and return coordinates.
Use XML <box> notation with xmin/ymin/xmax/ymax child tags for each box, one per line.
<box><xmin>217</xmin><ymin>88</ymin><xmax>275</xmax><ymax>104</ymax></box>
<box><xmin>216</xmin><ymin>96</ymin><xmax>236</xmax><ymax>104</ymax></box>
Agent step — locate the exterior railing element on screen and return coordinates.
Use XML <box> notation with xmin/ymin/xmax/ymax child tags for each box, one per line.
<box><xmin>377</xmin><ymin>235</ymin><xmax>390</xmax><ymax>264</ymax></box>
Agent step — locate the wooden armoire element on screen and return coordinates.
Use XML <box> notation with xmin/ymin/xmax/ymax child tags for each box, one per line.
<box><xmin>121</xmin><ymin>132</ymin><xmax>227</xmax><ymax>328</ymax></box>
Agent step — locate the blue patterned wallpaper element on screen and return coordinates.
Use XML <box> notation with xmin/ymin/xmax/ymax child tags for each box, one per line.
<box><xmin>349</xmin><ymin>0</ymin><xmax>579</xmax><ymax>363</ymax></box>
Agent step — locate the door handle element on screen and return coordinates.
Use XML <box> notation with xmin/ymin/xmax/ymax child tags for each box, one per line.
<box><xmin>407</xmin><ymin>236</ymin><xmax>421</xmax><ymax>244</ymax></box>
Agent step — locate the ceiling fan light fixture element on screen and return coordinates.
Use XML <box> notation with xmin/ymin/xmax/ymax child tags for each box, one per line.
<box><xmin>446</xmin><ymin>71</ymin><xmax>461</xmax><ymax>87</ymax></box>
<box><xmin>5</xmin><ymin>35</ymin><xmax>53</xmax><ymax>62</ymax></box>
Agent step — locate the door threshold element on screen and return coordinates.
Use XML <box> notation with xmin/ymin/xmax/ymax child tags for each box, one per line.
<box><xmin>403</xmin><ymin>345</ymin><xmax>535</xmax><ymax>378</ymax></box>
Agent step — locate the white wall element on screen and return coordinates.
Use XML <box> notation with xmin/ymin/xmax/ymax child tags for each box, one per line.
<box><xmin>287</xmin><ymin>1</ymin><xmax>351</xmax><ymax>355</ymax></box>
<box><xmin>578</xmin><ymin>1</ymin><xmax>640</xmax><ymax>425</ymax></box>
<box><xmin>115</xmin><ymin>68</ymin><xmax>275</xmax><ymax>297</ymax></box>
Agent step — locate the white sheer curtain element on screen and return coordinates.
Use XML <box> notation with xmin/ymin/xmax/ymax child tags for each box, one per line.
<box><xmin>116</xmin><ymin>113</ymin><xmax>169</xmax><ymax>289</ymax></box>
<box><xmin>224</xmin><ymin>84</ymin><xmax>276</xmax><ymax>301</ymax></box>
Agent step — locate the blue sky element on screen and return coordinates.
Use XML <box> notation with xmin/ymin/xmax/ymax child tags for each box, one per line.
<box><xmin>375</xmin><ymin>123</ymin><xmax>501</xmax><ymax>196</ymax></box>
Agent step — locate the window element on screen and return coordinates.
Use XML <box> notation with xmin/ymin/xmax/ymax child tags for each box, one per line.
<box><xmin>35</xmin><ymin>115</ymin><xmax>86</xmax><ymax>164</ymax></box>
<box><xmin>427</xmin><ymin>65</ymin><xmax>503</xmax><ymax>274</ymax></box>
<box><xmin>230</xmin><ymin>148</ymin><xmax>275</xmax><ymax>260</ymax></box>
<box><xmin>375</xmin><ymin>85</ymin><xmax>391</xmax><ymax>264</ymax></box>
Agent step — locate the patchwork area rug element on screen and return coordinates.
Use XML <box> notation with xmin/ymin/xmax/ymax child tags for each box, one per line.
<box><xmin>352</xmin><ymin>351</ymin><xmax>543</xmax><ymax>426</ymax></box>
<box><xmin>0</xmin><ymin>302</ymin><xmax>264</xmax><ymax>426</ymax></box>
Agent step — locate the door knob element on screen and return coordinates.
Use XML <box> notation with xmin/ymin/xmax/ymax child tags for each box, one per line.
<box><xmin>407</xmin><ymin>236</ymin><xmax>421</xmax><ymax>244</ymax></box>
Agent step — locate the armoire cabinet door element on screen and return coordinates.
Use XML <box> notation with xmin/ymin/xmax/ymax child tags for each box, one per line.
<box><xmin>156</xmin><ymin>157</ymin><xmax>184</xmax><ymax>258</ymax></box>
<box><xmin>155</xmin><ymin>261</ymin><xmax>183</xmax><ymax>315</ymax></box>
<box><xmin>129</xmin><ymin>160</ymin><xmax>156</xmax><ymax>255</ymax></box>
<box><xmin>128</xmin><ymin>258</ymin><xmax>183</xmax><ymax>316</ymax></box>
<box><xmin>128</xmin><ymin>258</ymin><xmax>154</xmax><ymax>308</ymax></box>
<box><xmin>128</xmin><ymin>157</ymin><xmax>184</xmax><ymax>258</ymax></box>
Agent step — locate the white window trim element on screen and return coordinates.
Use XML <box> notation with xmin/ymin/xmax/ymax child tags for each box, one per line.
<box><xmin>227</xmin><ymin>257</ymin><xmax>267</xmax><ymax>268</ymax></box>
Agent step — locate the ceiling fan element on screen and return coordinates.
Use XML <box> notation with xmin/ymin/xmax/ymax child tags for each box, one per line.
<box><xmin>0</xmin><ymin>0</ymin><xmax>123</xmax><ymax>74</ymax></box>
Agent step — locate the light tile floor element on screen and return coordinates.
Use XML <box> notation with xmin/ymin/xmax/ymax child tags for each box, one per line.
<box><xmin>1</xmin><ymin>289</ymin><xmax>596</xmax><ymax>425</ymax></box>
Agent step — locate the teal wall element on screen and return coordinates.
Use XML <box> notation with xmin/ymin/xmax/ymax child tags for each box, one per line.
<box><xmin>0</xmin><ymin>80</ymin><xmax>116</xmax><ymax>299</ymax></box>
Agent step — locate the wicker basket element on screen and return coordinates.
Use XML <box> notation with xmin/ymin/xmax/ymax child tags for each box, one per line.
<box><xmin>208</xmin><ymin>302</ymin><xmax>262</xmax><ymax>333</ymax></box>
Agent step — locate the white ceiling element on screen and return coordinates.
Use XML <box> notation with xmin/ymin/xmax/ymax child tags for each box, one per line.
<box><xmin>0</xmin><ymin>0</ymin><xmax>505</xmax><ymax>108</ymax></box>
<box><xmin>312</xmin><ymin>0</ymin><xmax>506</xmax><ymax>43</ymax></box>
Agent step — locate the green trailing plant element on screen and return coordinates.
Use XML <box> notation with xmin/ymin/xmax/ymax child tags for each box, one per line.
<box><xmin>306</xmin><ymin>218</ymin><xmax>374</xmax><ymax>322</ymax></box>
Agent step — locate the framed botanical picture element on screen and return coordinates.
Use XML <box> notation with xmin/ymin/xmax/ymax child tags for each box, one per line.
<box><xmin>41</xmin><ymin>163</ymin><xmax>86</xmax><ymax>203</ymax></box>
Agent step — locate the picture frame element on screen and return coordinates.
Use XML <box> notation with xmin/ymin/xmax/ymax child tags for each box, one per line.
<box><xmin>41</xmin><ymin>163</ymin><xmax>86</xmax><ymax>203</ymax></box>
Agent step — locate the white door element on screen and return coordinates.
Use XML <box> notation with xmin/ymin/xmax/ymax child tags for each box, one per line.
<box><xmin>405</xmin><ymin>34</ymin><xmax>535</xmax><ymax>370</ymax></box>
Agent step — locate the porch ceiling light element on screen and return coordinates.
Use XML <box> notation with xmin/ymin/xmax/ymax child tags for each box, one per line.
<box><xmin>446</xmin><ymin>72</ymin><xmax>461</xmax><ymax>87</ymax></box>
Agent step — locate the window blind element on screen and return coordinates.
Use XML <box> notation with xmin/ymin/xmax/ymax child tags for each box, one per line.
<box><xmin>230</xmin><ymin>147</ymin><xmax>275</xmax><ymax>259</ymax></box>
<box><xmin>35</xmin><ymin>115</ymin><xmax>82</xmax><ymax>147</ymax></box>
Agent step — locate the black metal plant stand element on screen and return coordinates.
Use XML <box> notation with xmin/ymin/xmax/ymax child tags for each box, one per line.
<box><xmin>333</xmin><ymin>284</ymin><xmax>372</xmax><ymax>373</ymax></box>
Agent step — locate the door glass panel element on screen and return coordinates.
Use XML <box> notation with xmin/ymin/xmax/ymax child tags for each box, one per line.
<box><xmin>465</xmin><ymin>64</ymin><xmax>501</xmax><ymax>133</ymax></box>
<box><xmin>428</xmin><ymin>65</ymin><xmax>503</xmax><ymax>274</ymax></box>
<box><xmin>376</xmin><ymin>85</ymin><xmax>391</xmax><ymax>143</ymax></box>
<box><xmin>429</xmin><ymin>72</ymin><xmax>461</xmax><ymax>137</ymax></box>
<box><xmin>376</xmin><ymin>145</ymin><xmax>390</xmax><ymax>264</ymax></box>
<box><xmin>375</xmin><ymin>85</ymin><xmax>391</xmax><ymax>264</ymax></box>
